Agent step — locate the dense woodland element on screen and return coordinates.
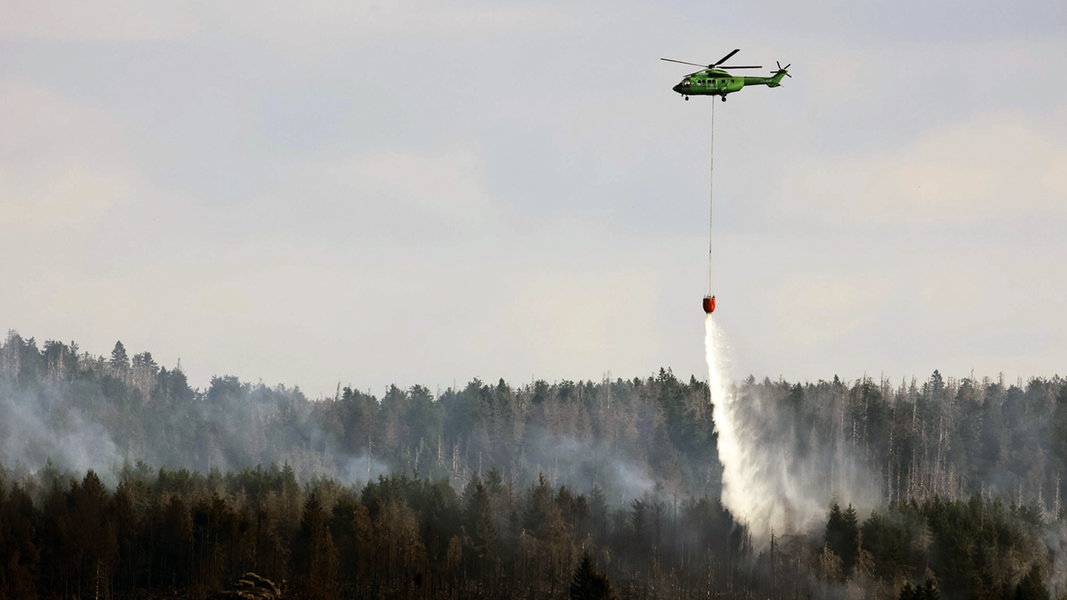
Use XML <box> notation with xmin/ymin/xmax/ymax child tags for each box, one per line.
<box><xmin>1</xmin><ymin>331</ymin><xmax>1066</xmax><ymax>599</ymax></box>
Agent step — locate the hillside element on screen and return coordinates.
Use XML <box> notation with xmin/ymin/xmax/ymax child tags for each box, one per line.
<box><xmin>1</xmin><ymin>330</ymin><xmax>1065</xmax><ymax>598</ymax></box>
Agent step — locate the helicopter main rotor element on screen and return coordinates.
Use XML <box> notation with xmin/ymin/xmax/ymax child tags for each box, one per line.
<box><xmin>660</xmin><ymin>49</ymin><xmax>762</xmax><ymax>70</ymax></box>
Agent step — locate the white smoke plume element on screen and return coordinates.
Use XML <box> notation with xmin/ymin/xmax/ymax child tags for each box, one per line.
<box><xmin>705</xmin><ymin>315</ymin><xmax>881</xmax><ymax>547</ymax></box>
<box><xmin>1047</xmin><ymin>522</ymin><xmax>1067</xmax><ymax>600</ymax></box>
<box><xmin>0</xmin><ymin>381</ymin><xmax>123</xmax><ymax>487</ymax></box>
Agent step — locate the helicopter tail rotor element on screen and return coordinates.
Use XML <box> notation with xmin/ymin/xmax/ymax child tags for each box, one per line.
<box><xmin>776</xmin><ymin>61</ymin><xmax>792</xmax><ymax>76</ymax></box>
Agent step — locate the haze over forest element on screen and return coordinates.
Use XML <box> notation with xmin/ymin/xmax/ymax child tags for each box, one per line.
<box><xmin>1</xmin><ymin>330</ymin><xmax>1066</xmax><ymax>599</ymax></box>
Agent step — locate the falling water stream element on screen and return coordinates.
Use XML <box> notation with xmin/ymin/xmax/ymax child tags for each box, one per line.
<box><xmin>705</xmin><ymin>315</ymin><xmax>870</xmax><ymax>546</ymax></box>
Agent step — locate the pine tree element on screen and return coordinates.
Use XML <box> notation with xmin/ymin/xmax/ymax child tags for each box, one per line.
<box><xmin>292</xmin><ymin>491</ymin><xmax>340</xmax><ymax>600</ymax></box>
<box><xmin>570</xmin><ymin>553</ymin><xmax>615</xmax><ymax>600</ymax></box>
<box><xmin>463</xmin><ymin>476</ymin><xmax>498</xmax><ymax>579</ymax></box>
<box><xmin>824</xmin><ymin>502</ymin><xmax>859</xmax><ymax>576</ymax></box>
<box><xmin>1014</xmin><ymin>564</ymin><xmax>1049</xmax><ymax>600</ymax></box>
<box><xmin>110</xmin><ymin>341</ymin><xmax>130</xmax><ymax>371</ymax></box>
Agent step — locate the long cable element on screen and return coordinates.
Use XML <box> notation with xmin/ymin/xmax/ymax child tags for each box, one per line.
<box><xmin>707</xmin><ymin>99</ymin><xmax>715</xmax><ymax>296</ymax></box>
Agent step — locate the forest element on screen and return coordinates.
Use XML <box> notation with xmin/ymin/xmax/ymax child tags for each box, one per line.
<box><xmin>1</xmin><ymin>330</ymin><xmax>1066</xmax><ymax>599</ymax></box>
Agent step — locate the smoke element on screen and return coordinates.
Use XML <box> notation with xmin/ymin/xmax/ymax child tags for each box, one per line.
<box><xmin>334</xmin><ymin>452</ymin><xmax>392</xmax><ymax>486</ymax></box>
<box><xmin>705</xmin><ymin>315</ymin><xmax>881</xmax><ymax>547</ymax></box>
<box><xmin>522</xmin><ymin>429</ymin><xmax>659</xmax><ymax>503</ymax></box>
<box><xmin>1047</xmin><ymin>522</ymin><xmax>1067</xmax><ymax>600</ymax></box>
<box><xmin>0</xmin><ymin>380</ymin><xmax>123</xmax><ymax>487</ymax></box>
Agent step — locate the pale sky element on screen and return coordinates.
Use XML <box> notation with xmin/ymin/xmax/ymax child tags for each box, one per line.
<box><xmin>3</xmin><ymin>0</ymin><xmax>1065</xmax><ymax>397</ymax></box>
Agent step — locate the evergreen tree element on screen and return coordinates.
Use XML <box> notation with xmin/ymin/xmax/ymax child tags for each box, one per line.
<box><xmin>919</xmin><ymin>579</ymin><xmax>941</xmax><ymax>600</ymax></box>
<box><xmin>292</xmin><ymin>490</ymin><xmax>340</xmax><ymax>600</ymax></box>
<box><xmin>329</xmin><ymin>490</ymin><xmax>372</xmax><ymax>594</ymax></box>
<box><xmin>1014</xmin><ymin>564</ymin><xmax>1049</xmax><ymax>600</ymax></box>
<box><xmin>0</xmin><ymin>483</ymin><xmax>39</xmax><ymax>598</ymax></box>
<box><xmin>110</xmin><ymin>341</ymin><xmax>130</xmax><ymax>371</ymax></box>
<box><xmin>899</xmin><ymin>579</ymin><xmax>941</xmax><ymax>600</ymax></box>
<box><xmin>570</xmin><ymin>553</ymin><xmax>615</xmax><ymax>600</ymax></box>
<box><xmin>463</xmin><ymin>475</ymin><xmax>499</xmax><ymax>579</ymax></box>
<box><xmin>824</xmin><ymin>502</ymin><xmax>859</xmax><ymax>576</ymax></box>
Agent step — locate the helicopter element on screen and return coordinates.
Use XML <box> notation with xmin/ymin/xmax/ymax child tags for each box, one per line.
<box><xmin>662</xmin><ymin>49</ymin><xmax>790</xmax><ymax>101</ymax></box>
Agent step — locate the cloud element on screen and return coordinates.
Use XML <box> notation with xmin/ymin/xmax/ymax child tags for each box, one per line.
<box><xmin>326</xmin><ymin>149</ymin><xmax>497</xmax><ymax>229</ymax></box>
<box><xmin>784</xmin><ymin>111</ymin><xmax>1067</xmax><ymax>228</ymax></box>
<box><xmin>0</xmin><ymin>165</ymin><xmax>131</xmax><ymax>231</ymax></box>
<box><xmin>0</xmin><ymin>82</ymin><xmax>140</xmax><ymax>233</ymax></box>
<box><xmin>3</xmin><ymin>0</ymin><xmax>1064</xmax><ymax>403</ymax></box>
<box><xmin>215</xmin><ymin>147</ymin><xmax>505</xmax><ymax>246</ymax></box>
<box><xmin>1</xmin><ymin>0</ymin><xmax>572</xmax><ymax>51</ymax></box>
<box><xmin>769</xmin><ymin>273</ymin><xmax>891</xmax><ymax>347</ymax></box>
<box><xmin>193</xmin><ymin>0</ymin><xmax>572</xmax><ymax>54</ymax></box>
<box><xmin>1</xmin><ymin>0</ymin><xmax>197</xmax><ymax>41</ymax></box>
<box><xmin>508</xmin><ymin>265</ymin><xmax>665</xmax><ymax>371</ymax></box>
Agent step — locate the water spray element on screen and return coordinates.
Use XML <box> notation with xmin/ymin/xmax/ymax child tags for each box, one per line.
<box><xmin>705</xmin><ymin>317</ymin><xmax>881</xmax><ymax>546</ymax></box>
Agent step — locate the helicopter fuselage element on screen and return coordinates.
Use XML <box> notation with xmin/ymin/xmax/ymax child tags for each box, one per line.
<box><xmin>672</xmin><ymin>68</ymin><xmax>786</xmax><ymax>100</ymax></box>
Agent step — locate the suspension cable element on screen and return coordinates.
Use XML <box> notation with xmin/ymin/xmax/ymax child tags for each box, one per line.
<box><xmin>707</xmin><ymin>99</ymin><xmax>715</xmax><ymax>296</ymax></box>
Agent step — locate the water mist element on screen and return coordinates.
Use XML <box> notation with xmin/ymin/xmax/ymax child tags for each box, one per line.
<box><xmin>704</xmin><ymin>315</ymin><xmax>879</xmax><ymax>547</ymax></box>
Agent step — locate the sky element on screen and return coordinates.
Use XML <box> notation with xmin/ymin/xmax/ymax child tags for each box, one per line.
<box><xmin>2</xmin><ymin>0</ymin><xmax>1065</xmax><ymax>398</ymax></box>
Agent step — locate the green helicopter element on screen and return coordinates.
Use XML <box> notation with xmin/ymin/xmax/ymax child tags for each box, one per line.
<box><xmin>662</xmin><ymin>49</ymin><xmax>790</xmax><ymax>101</ymax></box>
